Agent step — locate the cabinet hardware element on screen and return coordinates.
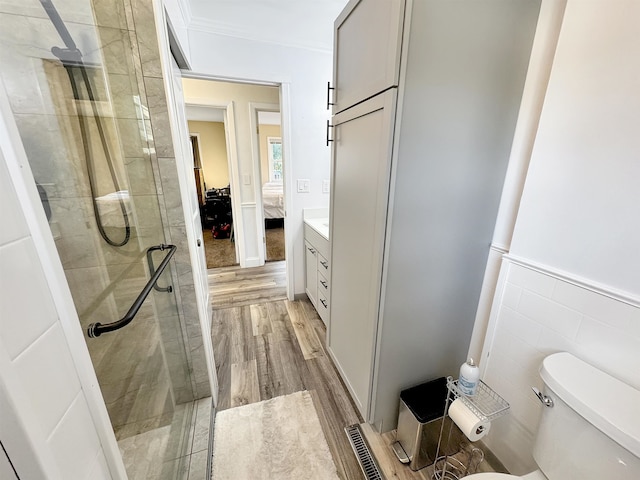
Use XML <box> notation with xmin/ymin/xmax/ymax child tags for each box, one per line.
<box><xmin>308</xmin><ymin>247</ymin><xmax>316</xmax><ymax>254</ymax></box>
<box><xmin>320</xmin><ymin>299</ymin><xmax>328</xmax><ymax>308</ymax></box>
<box><xmin>327</xmin><ymin>81</ymin><xmax>335</xmax><ymax>110</ymax></box>
<box><xmin>320</xmin><ymin>261</ymin><xmax>328</xmax><ymax>269</ymax></box>
<box><xmin>326</xmin><ymin>120</ymin><xmax>334</xmax><ymax>147</ymax></box>
<box><xmin>320</xmin><ymin>280</ymin><xmax>328</xmax><ymax>289</ymax></box>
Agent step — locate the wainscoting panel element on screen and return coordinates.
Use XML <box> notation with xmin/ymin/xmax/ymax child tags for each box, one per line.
<box><xmin>480</xmin><ymin>257</ymin><xmax>640</xmax><ymax>475</ymax></box>
<box><xmin>240</xmin><ymin>202</ymin><xmax>262</xmax><ymax>267</ymax></box>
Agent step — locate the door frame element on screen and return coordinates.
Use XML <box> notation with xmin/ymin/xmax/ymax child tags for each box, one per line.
<box><xmin>184</xmin><ymin>101</ymin><xmax>242</xmax><ymax>266</ymax></box>
<box><xmin>181</xmin><ymin>72</ymin><xmax>295</xmax><ymax>300</ymax></box>
<box><xmin>153</xmin><ymin>2</ymin><xmax>220</xmax><ymax>405</ymax></box>
<box><xmin>249</xmin><ymin>101</ymin><xmax>282</xmax><ymax>265</ymax></box>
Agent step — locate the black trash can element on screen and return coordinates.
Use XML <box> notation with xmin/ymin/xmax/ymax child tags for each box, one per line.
<box><xmin>392</xmin><ymin>377</ymin><xmax>463</xmax><ymax>471</ymax></box>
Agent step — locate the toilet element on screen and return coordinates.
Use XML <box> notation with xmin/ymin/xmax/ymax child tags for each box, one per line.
<box><xmin>466</xmin><ymin>352</ymin><xmax>640</xmax><ymax>480</ymax></box>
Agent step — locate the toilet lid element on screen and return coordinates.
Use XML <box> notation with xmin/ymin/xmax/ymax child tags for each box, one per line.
<box><xmin>464</xmin><ymin>474</ymin><xmax>518</xmax><ymax>480</ymax></box>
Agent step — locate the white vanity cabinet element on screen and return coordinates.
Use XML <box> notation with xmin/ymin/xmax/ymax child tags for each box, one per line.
<box><xmin>327</xmin><ymin>0</ymin><xmax>541</xmax><ymax>430</ymax></box>
<box><xmin>304</xmin><ymin>223</ymin><xmax>330</xmax><ymax>325</ymax></box>
<box><xmin>304</xmin><ymin>240</ymin><xmax>318</xmax><ymax>307</ymax></box>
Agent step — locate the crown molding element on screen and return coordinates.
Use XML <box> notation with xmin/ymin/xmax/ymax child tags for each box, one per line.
<box><xmin>187</xmin><ymin>16</ymin><xmax>333</xmax><ymax>54</ymax></box>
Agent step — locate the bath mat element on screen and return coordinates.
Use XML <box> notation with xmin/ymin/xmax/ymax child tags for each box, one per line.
<box><xmin>211</xmin><ymin>391</ymin><xmax>339</xmax><ymax>479</ymax></box>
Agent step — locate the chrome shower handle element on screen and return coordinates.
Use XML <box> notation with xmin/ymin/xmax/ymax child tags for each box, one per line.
<box><xmin>532</xmin><ymin>387</ymin><xmax>554</xmax><ymax>407</ymax></box>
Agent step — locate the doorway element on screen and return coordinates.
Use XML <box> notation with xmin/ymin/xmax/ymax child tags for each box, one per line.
<box><xmin>186</xmin><ymin>106</ymin><xmax>238</xmax><ymax>269</ymax></box>
<box><xmin>254</xmin><ymin>109</ymin><xmax>285</xmax><ymax>263</ymax></box>
<box><xmin>181</xmin><ymin>78</ymin><xmax>288</xmax><ymax>274</ymax></box>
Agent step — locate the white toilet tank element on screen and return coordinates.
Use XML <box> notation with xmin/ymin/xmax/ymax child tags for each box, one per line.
<box><xmin>534</xmin><ymin>352</ymin><xmax>640</xmax><ymax>480</ymax></box>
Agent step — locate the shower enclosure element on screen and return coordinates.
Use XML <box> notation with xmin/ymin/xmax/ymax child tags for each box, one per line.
<box><xmin>0</xmin><ymin>0</ymin><xmax>209</xmax><ymax>477</ymax></box>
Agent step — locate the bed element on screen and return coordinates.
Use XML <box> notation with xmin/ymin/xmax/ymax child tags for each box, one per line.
<box><xmin>262</xmin><ymin>181</ymin><xmax>284</xmax><ymax>219</ymax></box>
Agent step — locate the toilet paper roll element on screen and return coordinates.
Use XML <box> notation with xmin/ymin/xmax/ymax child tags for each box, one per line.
<box><xmin>448</xmin><ymin>398</ymin><xmax>491</xmax><ymax>442</ymax></box>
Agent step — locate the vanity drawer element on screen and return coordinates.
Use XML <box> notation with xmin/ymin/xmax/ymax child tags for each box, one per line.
<box><xmin>317</xmin><ymin>252</ymin><xmax>330</xmax><ymax>276</ymax></box>
<box><xmin>317</xmin><ymin>290</ymin><xmax>329</xmax><ymax>324</ymax></box>
<box><xmin>318</xmin><ymin>271</ymin><xmax>329</xmax><ymax>295</ymax></box>
<box><xmin>304</xmin><ymin>224</ymin><xmax>329</xmax><ymax>258</ymax></box>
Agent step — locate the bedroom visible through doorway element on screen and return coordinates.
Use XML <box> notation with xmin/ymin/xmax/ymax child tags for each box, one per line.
<box><xmin>181</xmin><ymin>78</ymin><xmax>287</xmax><ymax>272</ymax></box>
<box><xmin>186</xmin><ymin>106</ymin><xmax>238</xmax><ymax>269</ymax></box>
<box><xmin>257</xmin><ymin>110</ymin><xmax>285</xmax><ymax>263</ymax></box>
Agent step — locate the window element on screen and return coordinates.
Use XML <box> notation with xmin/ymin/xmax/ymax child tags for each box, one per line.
<box><xmin>267</xmin><ymin>137</ymin><xmax>283</xmax><ymax>181</ymax></box>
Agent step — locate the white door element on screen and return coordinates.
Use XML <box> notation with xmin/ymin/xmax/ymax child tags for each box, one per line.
<box><xmin>327</xmin><ymin>89</ymin><xmax>397</xmax><ymax>419</ymax></box>
<box><xmin>168</xmin><ymin>58</ymin><xmax>219</xmax><ymax>406</ymax></box>
<box><xmin>332</xmin><ymin>0</ymin><xmax>405</xmax><ymax>113</ymax></box>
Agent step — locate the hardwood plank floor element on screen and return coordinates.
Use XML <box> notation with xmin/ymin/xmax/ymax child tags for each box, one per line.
<box><xmin>208</xmin><ymin>261</ymin><xmax>287</xmax><ymax>309</ymax></box>
<box><xmin>210</xmin><ymin>263</ymin><xmax>366</xmax><ymax>479</ymax></box>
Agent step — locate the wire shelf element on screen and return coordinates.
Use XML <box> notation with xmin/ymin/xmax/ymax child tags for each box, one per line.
<box><xmin>432</xmin><ymin>456</ymin><xmax>465</xmax><ymax>480</ymax></box>
<box><xmin>446</xmin><ymin>376</ymin><xmax>509</xmax><ymax>421</ymax></box>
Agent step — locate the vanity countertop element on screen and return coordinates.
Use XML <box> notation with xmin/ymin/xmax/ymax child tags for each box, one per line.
<box><xmin>304</xmin><ymin>218</ymin><xmax>329</xmax><ymax>240</ymax></box>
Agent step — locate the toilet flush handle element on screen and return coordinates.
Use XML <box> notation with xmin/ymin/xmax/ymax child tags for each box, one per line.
<box><xmin>531</xmin><ymin>387</ymin><xmax>554</xmax><ymax>407</ymax></box>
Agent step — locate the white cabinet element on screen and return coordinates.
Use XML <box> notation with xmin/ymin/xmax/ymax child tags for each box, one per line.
<box><xmin>332</xmin><ymin>0</ymin><xmax>404</xmax><ymax>113</ymax></box>
<box><xmin>327</xmin><ymin>0</ymin><xmax>541</xmax><ymax>430</ymax></box>
<box><xmin>328</xmin><ymin>91</ymin><xmax>396</xmax><ymax>414</ymax></box>
<box><xmin>304</xmin><ymin>224</ymin><xmax>330</xmax><ymax>324</ymax></box>
<box><xmin>304</xmin><ymin>241</ymin><xmax>318</xmax><ymax>307</ymax></box>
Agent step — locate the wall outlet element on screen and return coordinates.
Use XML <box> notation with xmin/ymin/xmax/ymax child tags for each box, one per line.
<box><xmin>297</xmin><ymin>179</ymin><xmax>310</xmax><ymax>193</ymax></box>
<box><xmin>322</xmin><ymin>179</ymin><xmax>330</xmax><ymax>193</ymax></box>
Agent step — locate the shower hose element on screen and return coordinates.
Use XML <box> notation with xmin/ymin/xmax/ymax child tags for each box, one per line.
<box><xmin>39</xmin><ymin>0</ymin><xmax>131</xmax><ymax>247</ymax></box>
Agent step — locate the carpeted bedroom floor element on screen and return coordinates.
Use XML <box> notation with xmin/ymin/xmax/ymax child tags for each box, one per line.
<box><xmin>203</xmin><ymin>226</ymin><xmax>285</xmax><ymax>269</ymax></box>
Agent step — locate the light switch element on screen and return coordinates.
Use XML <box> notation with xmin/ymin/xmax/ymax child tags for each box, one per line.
<box><xmin>322</xmin><ymin>180</ymin><xmax>330</xmax><ymax>193</ymax></box>
<box><xmin>297</xmin><ymin>179</ymin><xmax>310</xmax><ymax>193</ymax></box>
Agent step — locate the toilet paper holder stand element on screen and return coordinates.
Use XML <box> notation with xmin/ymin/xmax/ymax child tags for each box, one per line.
<box><xmin>432</xmin><ymin>376</ymin><xmax>510</xmax><ymax>480</ymax></box>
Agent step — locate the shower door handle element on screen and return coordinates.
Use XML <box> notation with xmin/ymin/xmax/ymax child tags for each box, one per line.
<box><xmin>88</xmin><ymin>244</ymin><xmax>177</xmax><ymax>338</ymax></box>
<box><xmin>147</xmin><ymin>244</ymin><xmax>174</xmax><ymax>293</ymax></box>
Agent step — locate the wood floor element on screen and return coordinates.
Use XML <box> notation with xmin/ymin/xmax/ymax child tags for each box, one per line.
<box><xmin>208</xmin><ymin>261</ymin><xmax>287</xmax><ymax>309</ymax></box>
<box><xmin>208</xmin><ymin>262</ymin><xmax>443</xmax><ymax>480</ymax></box>
<box><xmin>210</xmin><ymin>304</ymin><xmax>364</xmax><ymax>478</ymax></box>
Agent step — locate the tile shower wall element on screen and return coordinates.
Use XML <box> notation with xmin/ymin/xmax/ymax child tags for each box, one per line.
<box><xmin>0</xmin><ymin>157</ymin><xmax>111</xmax><ymax>478</ymax></box>
<box><xmin>135</xmin><ymin>3</ymin><xmax>212</xmax><ymax>400</ymax></box>
<box><xmin>481</xmin><ymin>259</ymin><xmax>640</xmax><ymax>474</ymax></box>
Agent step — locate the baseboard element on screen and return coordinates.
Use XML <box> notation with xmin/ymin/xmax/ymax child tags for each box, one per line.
<box><xmin>244</xmin><ymin>257</ymin><xmax>261</xmax><ymax>268</ymax></box>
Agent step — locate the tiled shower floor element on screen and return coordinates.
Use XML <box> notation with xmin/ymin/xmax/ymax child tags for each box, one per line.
<box><xmin>118</xmin><ymin>397</ymin><xmax>212</xmax><ymax>480</ymax></box>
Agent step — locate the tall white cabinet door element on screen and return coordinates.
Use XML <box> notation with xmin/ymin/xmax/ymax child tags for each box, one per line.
<box><xmin>328</xmin><ymin>90</ymin><xmax>397</xmax><ymax>418</ymax></box>
<box><xmin>333</xmin><ymin>0</ymin><xmax>405</xmax><ymax>114</ymax></box>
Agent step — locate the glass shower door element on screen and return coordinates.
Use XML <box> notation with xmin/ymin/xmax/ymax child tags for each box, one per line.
<box><xmin>0</xmin><ymin>0</ymin><xmax>202</xmax><ymax>477</ymax></box>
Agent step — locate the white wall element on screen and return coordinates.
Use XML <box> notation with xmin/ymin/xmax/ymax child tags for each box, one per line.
<box><xmin>508</xmin><ymin>0</ymin><xmax>640</xmax><ymax>296</ymax></box>
<box><xmin>479</xmin><ymin>1</ymin><xmax>640</xmax><ymax>474</ymax></box>
<box><xmin>185</xmin><ymin>32</ymin><xmax>333</xmax><ymax>293</ymax></box>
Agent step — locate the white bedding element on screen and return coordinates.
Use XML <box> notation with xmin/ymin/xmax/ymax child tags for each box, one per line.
<box><xmin>95</xmin><ymin>190</ymin><xmax>132</xmax><ymax>228</ymax></box>
<box><xmin>262</xmin><ymin>181</ymin><xmax>284</xmax><ymax>219</ymax></box>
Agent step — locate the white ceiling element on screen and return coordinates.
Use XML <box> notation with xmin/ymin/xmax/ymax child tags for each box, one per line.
<box><xmin>188</xmin><ymin>0</ymin><xmax>349</xmax><ymax>52</ymax></box>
